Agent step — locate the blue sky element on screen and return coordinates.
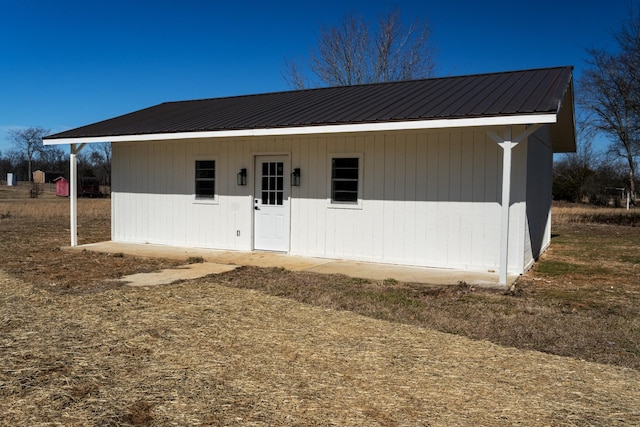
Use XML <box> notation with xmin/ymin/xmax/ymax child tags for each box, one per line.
<box><xmin>0</xmin><ymin>0</ymin><xmax>633</xmax><ymax>152</ymax></box>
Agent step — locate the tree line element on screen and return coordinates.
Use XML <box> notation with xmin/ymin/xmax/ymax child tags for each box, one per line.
<box><xmin>0</xmin><ymin>127</ymin><xmax>111</xmax><ymax>187</ymax></box>
<box><xmin>553</xmin><ymin>139</ymin><xmax>637</xmax><ymax>205</ymax></box>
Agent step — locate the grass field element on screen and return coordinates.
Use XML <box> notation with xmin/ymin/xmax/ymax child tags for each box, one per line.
<box><xmin>1</xmin><ymin>185</ymin><xmax>639</xmax><ymax>425</ymax></box>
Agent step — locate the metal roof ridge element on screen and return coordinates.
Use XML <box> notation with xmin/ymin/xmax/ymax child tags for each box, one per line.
<box><xmin>157</xmin><ymin>66</ymin><xmax>575</xmax><ymax>106</ymax></box>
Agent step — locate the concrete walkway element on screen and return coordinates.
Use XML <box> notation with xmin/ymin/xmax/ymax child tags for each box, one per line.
<box><xmin>69</xmin><ymin>241</ymin><xmax>518</xmax><ymax>288</ymax></box>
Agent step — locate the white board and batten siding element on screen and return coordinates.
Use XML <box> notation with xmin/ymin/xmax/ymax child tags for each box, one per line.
<box><xmin>112</xmin><ymin>127</ymin><xmax>541</xmax><ymax>275</ymax></box>
<box><xmin>524</xmin><ymin>131</ymin><xmax>554</xmax><ymax>269</ymax></box>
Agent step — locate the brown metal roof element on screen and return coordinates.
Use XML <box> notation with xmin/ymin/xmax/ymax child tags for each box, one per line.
<box><xmin>46</xmin><ymin>66</ymin><xmax>574</xmax><ymax>142</ymax></box>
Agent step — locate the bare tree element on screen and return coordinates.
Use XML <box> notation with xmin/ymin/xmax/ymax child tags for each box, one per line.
<box><xmin>283</xmin><ymin>8</ymin><xmax>436</xmax><ymax>88</ymax></box>
<box><xmin>39</xmin><ymin>145</ymin><xmax>66</xmax><ymax>171</ymax></box>
<box><xmin>579</xmin><ymin>9</ymin><xmax>640</xmax><ymax>203</ymax></box>
<box><xmin>89</xmin><ymin>142</ymin><xmax>112</xmax><ymax>186</ymax></box>
<box><xmin>7</xmin><ymin>127</ymin><xmax>50</xmax><ymax>182</ymax></box>
<box><xmin>553</xmin><ymin>138</ymin><xmax>601</xmax><ymax>202</ymax></box>
<box><xmin>616</xmin><ymin>7</ymin><xmax>640</xmax><ymax>119</ymax></box>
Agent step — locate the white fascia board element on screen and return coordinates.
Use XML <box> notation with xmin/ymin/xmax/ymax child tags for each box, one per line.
<box><xmin>42</xmin><ymin>113</ymin><xmax>558</xmax><ymax>145</ymax></box>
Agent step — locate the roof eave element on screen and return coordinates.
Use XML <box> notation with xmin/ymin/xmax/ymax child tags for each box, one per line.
<box><xmin>43</xmin><ymin>113</ymin><xmax>559</xmax><ymax>145</ymax></box>
<box><xmin>547</xmin><ymin>78</ymin><xmax>577</xmax><ymax>153</ymax></box>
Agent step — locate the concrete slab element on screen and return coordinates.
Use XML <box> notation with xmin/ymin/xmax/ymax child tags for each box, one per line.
<box><xmin>115</xmin><ymin>263</ymin><xmax>237</xmax><ymax>287</ymax></box>
<box><xmin>68</xmin><ymin>241</ymin><xmax>518</xmax><ymax>288</ymax></box>
<box><xmin>304</xmin><ymin>260</ymin><xmax>507</xmax><ymax>287</ymax></box>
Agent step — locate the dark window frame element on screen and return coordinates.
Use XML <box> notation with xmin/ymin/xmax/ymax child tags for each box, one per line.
<box><xmin>195</xmin><ymin>160</ymin><xmax>216</xmax><ymax>200</ymax></box>
<box><xmin>331</xmin><ymin>156</ymin><xmax>360</xmax><ymax>204</ymax></box>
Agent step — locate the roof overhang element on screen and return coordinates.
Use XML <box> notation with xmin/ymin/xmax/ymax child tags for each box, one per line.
<box><xmin>43</xmin><ymin>113</ymin><xmax>560</xmax><ymax>146</ymax></box>
<box><xmin>546</xmin><ymin>78</ymin><xmax>576</xmax><ymax>153</ymax></box>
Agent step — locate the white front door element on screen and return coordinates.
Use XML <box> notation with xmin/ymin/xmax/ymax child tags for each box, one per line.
<box><xmin>253</xmin><ymin>155</ymin><xmax>290</xmax><ymax>252</ymax></box>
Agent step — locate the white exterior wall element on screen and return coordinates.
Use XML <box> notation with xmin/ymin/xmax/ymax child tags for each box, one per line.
<box><xmin>112</xmin><ymin>138</ymin><xmax>254</xmax><ymax>250</ymax></box>
<box><xmin>112</xmin><ymin>127</ymin><xmax>535</xmax><ymax>274</ymax></box>
<box><xmin>523</xmin><ymin>131</ymin><xmax>554</xmax><ymax>269</ymax></box>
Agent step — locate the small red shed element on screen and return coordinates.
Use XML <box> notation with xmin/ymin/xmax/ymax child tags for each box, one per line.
<box><xmin>53</xmin><ymin>177</ymin><xmax>69</xmax><ymax>197</ymax></box>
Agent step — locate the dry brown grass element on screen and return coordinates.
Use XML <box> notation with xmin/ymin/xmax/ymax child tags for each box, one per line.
<box><xmin>0</xmin><ymin>193</ymin><xmax>181</xmax><ymax>292</ymax></box>
<box><xmin>0</xmin><ymin>183</ymin><xmax>109</xmax><ymax>223</ymax></box>
<box><xmin>2</xmin><ymin>270</ymin><xmax>640</xmax><ymax>426</ymax></box>
<box><xmin>553</xmin><ymin>202</ymin><xmax>640</xmax><ymax>226</ymax></box>
<box><xmin>1</xmin><ymin>188</ymin><xmax>640</xmax><ymax>425</ymax></box>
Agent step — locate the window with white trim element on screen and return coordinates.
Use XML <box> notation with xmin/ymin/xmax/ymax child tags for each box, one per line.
<box><xmin>331</xmin><ymin>157</ymin><xmax>359</xmax><ymax>203</ymax></box>
<box><xmin>195</xmin><ymin>160</ymin><xmax>215</xmax><ymax>199</ymax></box>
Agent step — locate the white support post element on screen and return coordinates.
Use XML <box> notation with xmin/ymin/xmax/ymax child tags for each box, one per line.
<box><xmin>70</xmin><ymin>144</ymin><xmax>78</xmax><ymax>246</ymax></box>
<box><xmin>486</xmin><ymin>125</ymin><xmax>541</xmax><ymax>287</ymax></box>
<box><xmin>69</xmin><ymin>143</ymin><xmax>87</xmax><ymax>247</ymax></box>
<box><xmin>498</xmin><ymin>129</ymin><xmax>513</xmax><ymax>287</ymax></box>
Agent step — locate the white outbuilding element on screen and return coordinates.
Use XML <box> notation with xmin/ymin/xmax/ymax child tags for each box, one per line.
<box><xmin>44</xmin><ymin>66</ymin><xmax>576</xmax><ymax>286</ymax></box>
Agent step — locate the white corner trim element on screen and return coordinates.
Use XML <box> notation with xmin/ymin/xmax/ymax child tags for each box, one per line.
<box><xmin>42</xmin><ymin>114</ymin><xmax>558</xmax><ymax>145</ymax></box>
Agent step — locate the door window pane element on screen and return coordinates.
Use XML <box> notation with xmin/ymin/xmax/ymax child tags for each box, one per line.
<box><xmin>261</xmin><ymin>161</ymin><xmax>285</xmax><ymax>205</ymax></box>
